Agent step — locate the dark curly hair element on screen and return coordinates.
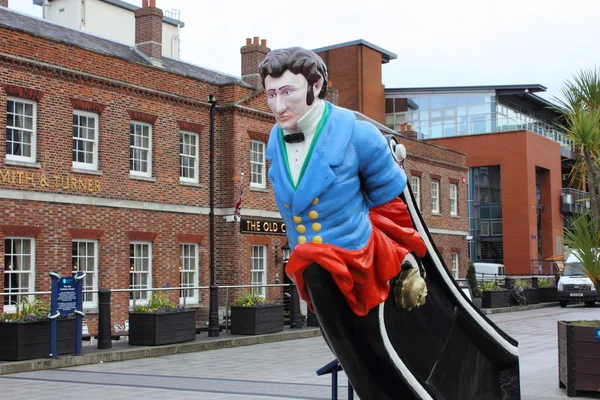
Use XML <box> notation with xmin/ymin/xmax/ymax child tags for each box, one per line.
<box><xmin>259</xmin><ymin>47</ymin><xmax>328</xmax><ymax>106</ymax></box>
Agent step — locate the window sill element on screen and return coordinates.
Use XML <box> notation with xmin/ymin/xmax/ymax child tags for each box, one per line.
<box><xmin>72</xmin><ymin>167</ymin><xmax>103</xmax><ymax>176</ymax></box>
<box><xmin>5</xmin><ymin>159</ymin><xmax>41</xmax><ymax>168</ymax></box>
<box><xmin>180</xmin><ymin>180</ymin><xmax>202</xmax><ymax>188</ymax></box>
<box><xmin>129</xmin><ymin>174</ymin><xmax>156</xmax><ymax>182</ymax></box>
<box><xmin>250</xmin><ymin>186</ymin><xmax>269</xmax><ymax>193</ymax></box>
<box><xmin>450</xmin><ymin>214</ymin><xmax>460</xmax><ymax>218</ymax></box>
<box><xmin>431</xmin><ymin>212</ymin><xmax>442</xmax><ymax>216</ymax></box>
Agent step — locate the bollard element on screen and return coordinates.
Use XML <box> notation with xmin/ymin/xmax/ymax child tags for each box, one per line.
<box><xmin>504</xmin><ymin>277</ymin><xmax>513</xmax><ymax>290</ymax></box>
<box><xmin>290</xmin><ymin>283</ymin><xmax>303</xmax><ymax>329</ymax></box>
<box><xmin>531</xmin><ymin>276</ymin><xmax>539</xmax><ymax>289</ymax></box>
<box><xmin>97</xmin><ymin>289</ymin><xmax>112</xmax><ymax>349</ymax></box>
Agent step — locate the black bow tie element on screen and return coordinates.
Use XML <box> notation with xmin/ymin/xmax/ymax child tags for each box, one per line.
<box><xmin>283</xmin><ymin>132</ymin><xmax>305</xmax><ymax>144</ymax></box>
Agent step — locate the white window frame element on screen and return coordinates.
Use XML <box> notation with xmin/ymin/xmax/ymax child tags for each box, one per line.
<box><xmin>72</xmin><ymin>239</ymin><xmax>99</xmax><ymax>309</ymax></box>
<box><xmin>250</xmin><ymin>245</ymin><xmax>267</xmax><ymax>297</ymax></box>
<box><xmin>180</xmin><ymin>131</ymin><xmax>199</xmax><ymax>183</ymax></box>
<box><xmin>410</xmin><ymin>176</ymin><xmax>421</xmax><ymax>210</ymax></box>
<box><xmin>129</xmin><ymin>241</ymin><xmax>152</xmax><ymax>305</ymax></box>
<box><xmin>431</xmin><ymin>180</ymin><xmax>440</xmax><ymax>214</ymax></box>
<box><xmin>180</xmin><ymin>243</ymin><xmax>199</xmax><ymax>304</ymax></box>
<box><xmin>72</xmin><ymin>110</ymin><xmax>99</xmax><ymax>171</ymax></box>
<box><xmin>6</xmin><ymin>97</ymin><xmax>37</xmax><ymax>163</ymax></box>
<box><xmin>129</xmin><ymin>121</ymin><xmax>152</xmax><ymax>178</ymax></box>
<box><xmin>449</xmin><ymin>183</ymin><xmax>458</xmax><ymax>216</ymax></box>
<box><xmin>451</xmin><ymin>253</ymin><xmax>459</xmax><ymax>279</ymax></box>
<box><xmin>480</xmin><ymin>221</ymin><xmax>490</xmax><ymax>236</ymax></box>
<box><xmin>3</xmin><ymin>237</ymin><xmax>35</xmax><ymax>313</ymax></box>
<box><xmin>250</xmin><ymin>140</ymin><xmax>266</xmax><ymax>189</ymax></box>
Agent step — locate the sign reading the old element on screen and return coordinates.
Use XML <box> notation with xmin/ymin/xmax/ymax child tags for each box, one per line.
<box><xmin>240</xmin><ymin>218</ymin><xmax>286</xmax><ymax>236</ymax></box>
<box><xmin>0</xmin><ymin>169</ymin><xmax>102</xmax><ymax>193</ymax></box>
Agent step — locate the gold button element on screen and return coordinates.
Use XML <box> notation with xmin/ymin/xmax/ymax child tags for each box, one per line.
<box><xmin>312</xmin><ymin>223</ymin><xmax>321</xmax><ymax>232</ymax></box>
<box><xmin>296</xmin><ymin>225</ymin><xmax>306</xmax><ymax>234</ymax></box>
<box><xmin>284</xmin><ymin>203</ymin><xmax>290</xmax><ymax>208</ymax></box>
<box><xmin>312</xmin><ymin>198</ymin><xmax>319</xmax><ymax>205</ymax></box>
<box><xmin>293</xmin><ymin>216</ymin><xmax>301</xmax><ymax>223</ymax></box>
<box><xmin>312</xmin><ymin>236</ymin><xmax>323</xmax><ymax>244</ymax></box>
<box><xmin>308</xmin><ymin>211</ymin><xmax>318</xmax><ymax>220</ymax></box>
<box><xmin>298</xmin><ymin>236</ymin><xmax>307</xmax><ymax>244</ymax></box>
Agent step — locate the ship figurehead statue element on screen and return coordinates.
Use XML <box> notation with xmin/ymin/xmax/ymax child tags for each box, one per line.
<box><xmin>261</xmin><ymin>46</ymin><xmax>520</xmax><ymax>400</ymax></box>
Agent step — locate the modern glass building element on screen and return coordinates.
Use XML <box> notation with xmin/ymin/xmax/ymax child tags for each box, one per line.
<box><xmin>386</xmin><ymin>85</ymin><xmax>580</xmax><ymax>274</ymax></box>
<box><xmin>385</xmin><ymin>85</ymin><xmax>573</xmax><ymax>151</ymax></box>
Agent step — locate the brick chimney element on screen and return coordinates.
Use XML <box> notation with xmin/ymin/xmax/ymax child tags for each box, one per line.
<box><xmin>241</xmin><ymin>37</ymin><xmax>270</xmax><ymax>88</ymax></box>
<box><xmin>0</xmin><ymin>0</ymin><xmax>8</xmax><ymax>8</ymax></box>
<box><xmin>135</xmin><ymin>0</ymin><xmax>163</xmax><ymax>66</ymax></box>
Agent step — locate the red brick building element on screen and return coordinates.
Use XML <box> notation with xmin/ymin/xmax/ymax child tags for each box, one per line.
<box><xmin>0</xmin><ymin>3</ymin><xmax>467</xmax><ymax>332</ymax></box>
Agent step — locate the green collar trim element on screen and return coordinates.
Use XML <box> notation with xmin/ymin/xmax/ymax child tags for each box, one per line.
<box><xmin>279</xmin><ymin>102</ymin><xmax>331</xmax><ymax>190</ymax></box>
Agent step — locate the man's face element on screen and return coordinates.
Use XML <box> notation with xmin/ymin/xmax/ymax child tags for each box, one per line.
<box><xmin>265</xmin><ymin>70</ymin><xmax>316</xmax><ymax>132</ymax></box>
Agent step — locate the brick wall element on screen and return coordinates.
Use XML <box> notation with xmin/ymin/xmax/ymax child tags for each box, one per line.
<box><xmin>431</xmin><ymin>130</ymin><xmax>563</xmax><ymax>274</ymax></box>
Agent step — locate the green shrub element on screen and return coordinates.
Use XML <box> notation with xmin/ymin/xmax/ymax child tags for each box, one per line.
<box><xmin>233</xmin><ymin>292</ymin><xmax>280</xmax><ymax>307</ymax></box>
<box><xmin>513</xmin><ymin>279</ymin><xmax>531</xmax><ymax>289</ymax></box>
<box><xmin>134</xmin><ymin>292</ymin><xmax>185</xmax><ymax>313</ymax></box>
<box><xmin>480</xmin><ymin>280</ymin><xmax>502</xmax><ymax>292</ymax></box>
<box><xmin>466</xmin><ymin>260</ymin><xmax>481</xmax><ymax>297</ymax></box>
<box><xmin>1</xmin><ymin>298</ymin><xmax>49</xmax><ymax>323</ymax></box>
<box><xmin>537</xmin><ymin>277</ymin><xmax>554</xmax><ymax>288</ymax></box>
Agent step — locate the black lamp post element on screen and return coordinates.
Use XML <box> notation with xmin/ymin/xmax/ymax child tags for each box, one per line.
<box><xmin>208</xmin><ymin>94</ymin><xmax>219</xmax><ymax>337</ymax></box>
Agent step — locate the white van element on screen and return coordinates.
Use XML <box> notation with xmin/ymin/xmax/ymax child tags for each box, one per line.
<box><xmin>474</xmin><ymin>262</ymin><xmax>506</xmax><ymax>279</ymax></box>
<box><xmin>557</xmin><ymin>251</ymin><xmax>598</xmax><ymax>307</ymax></box>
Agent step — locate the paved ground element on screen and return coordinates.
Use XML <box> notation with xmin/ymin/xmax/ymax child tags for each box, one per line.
<box><xmin>0</xmin><ymin>305</ymin><xmax>599</xmax><ymax>399</ymax></box>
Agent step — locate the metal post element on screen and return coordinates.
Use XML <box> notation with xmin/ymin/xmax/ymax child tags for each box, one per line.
<box><xmin>97</xmin><ymin>289</ymin><xmax>112</xmax><ymax>349</ymax></box>
<box><xmin>290</xmin><ymin>283</ymin><xmax>303</xmax><ymax>329</ymax></box>
<box><xmin>48</xmin><ymin>273</ymin><xmax>60</xmax><ymax>359</ymax></box>
<box><xmin>208</xmin><ymin>95</ymin><xmax>219</xmax><ymax>337</ymax></box>
<box><xmin>74</xmin><ymin>272</ymin><xmax>85</xmax><ymax>356</ymax></box>
<box><xmin>225</xmin><ymin>287</ymin><xmax>229</xmax><ymax>333</ymax></box>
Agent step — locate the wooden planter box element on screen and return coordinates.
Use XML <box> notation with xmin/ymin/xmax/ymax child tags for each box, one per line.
<box><xmin>128</xmin><ymin>309</ymin><xmax>196</xmax><ymax>346</ymax></box>
<box><xmin>482</xmin><ymin>290</ymin><xmax>512</xmax><ymax>308</ymax></box>
<box><xmin>558</xmin><ymin>321</ymin><xmax>600</xmax><ymax>397</ymax></box>
<box><xmin>538</xmin><ymin>287</ymin><xmax>558</xmax><ymax>303</ymax></box>
<box><xmin>523</xmin><ymin>289</ymin><xmax>540</xmax><ymax>305</ymax></box>
<box><xmin>231</xmin><ymin>305</ymin><xmax>284</xmax><ymax>335</ymax></box>
<box><xmin>0</xmin><ymin>318</ymin><xmax>77</xmax><ymax>361</ymax></box>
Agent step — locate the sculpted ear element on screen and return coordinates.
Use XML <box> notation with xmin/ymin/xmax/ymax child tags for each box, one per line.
<box><xmin>313</xmin><ymin>77</ymin><xmax>324</xmax><ymax>96</ymax></box>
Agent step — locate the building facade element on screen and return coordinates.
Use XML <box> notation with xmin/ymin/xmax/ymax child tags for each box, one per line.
<box><xmin>0</xmin><ymin>2</ymin><xmax>468</xmax><ymax>332</ymax></box>
<box><xmin>385</xmin><ymin>85</ymin><xmax>578</xmax><ymax>275</ymax></box>
<box><xmin>33</xmin><ymin>0</ymin><xmax>184</xmax><ymax>59</ymax></box>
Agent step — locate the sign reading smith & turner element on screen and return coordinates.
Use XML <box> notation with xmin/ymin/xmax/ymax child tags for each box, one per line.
<box><xmin>240</xmin><ymin>218</ymin><xmax>286</xmax><ymax>236</ymax></box>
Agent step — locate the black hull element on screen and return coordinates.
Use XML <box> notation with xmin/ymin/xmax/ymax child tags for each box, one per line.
<box><xmin>304</xmin><ymin>189</ymin><xmax>520</xmax><ymax>400</ymax></box>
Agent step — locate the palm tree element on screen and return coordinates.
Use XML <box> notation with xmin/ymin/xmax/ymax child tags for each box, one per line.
<box><xmin>556</xmin><ymin>68</ymin><xmax>600</xmax><ymax>221</ymax></box>
<box><xmin>563</xmin><ymin>212</ymin><xmax>600</xmax><ymax>292</ymax></box>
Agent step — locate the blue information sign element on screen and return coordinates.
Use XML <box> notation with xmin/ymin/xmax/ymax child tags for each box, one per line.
<box><xmin>57</xmin><ymin>277</ymin><xmax>77</xmax><ymax>316</ymax></box>
<box><xmin>595</xmin><ymin>328</ymin><xmax>600</xmax><ymax>341</ymax></box>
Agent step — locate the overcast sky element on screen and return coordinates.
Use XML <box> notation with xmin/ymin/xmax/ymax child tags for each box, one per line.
<box><xmin>10</xmin><ymin>0</ymin><xmax>600</xmax><ymax>101</ymax></box>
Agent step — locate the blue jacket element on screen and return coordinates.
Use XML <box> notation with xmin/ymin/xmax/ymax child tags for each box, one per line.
<box><xmin>266</xmin><ymin>103</ymin><xmax>406</xmax><ymax>251</ymax></box>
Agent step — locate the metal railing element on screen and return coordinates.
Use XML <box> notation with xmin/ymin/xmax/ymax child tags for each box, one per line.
<box><xmin>1</xmin><ymin>283</ymin><xmax>298</xmax><ymax>335</ymax></box>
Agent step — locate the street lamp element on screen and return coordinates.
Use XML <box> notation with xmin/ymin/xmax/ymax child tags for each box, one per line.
<box><xmin>208</xmin><ymin>94</ymin><xmax>219</xmax><ymax>337</ymax></box>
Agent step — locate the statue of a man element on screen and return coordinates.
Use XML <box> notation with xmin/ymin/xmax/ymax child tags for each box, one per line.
<box><xmin>259</xmin><ymin>47</ymin><xmax>521</xmax><ymax>400</ymax></box>
<box><xmin>260</xmin><ymin>47</ymin><xmax>427</xmax><ymax>317</ymax></box>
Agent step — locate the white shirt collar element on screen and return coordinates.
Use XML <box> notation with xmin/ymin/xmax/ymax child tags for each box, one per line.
<box><xmin>282</xmin><ymin>99</ymin><xmax>325</xmax><ymax>138</ymax></box>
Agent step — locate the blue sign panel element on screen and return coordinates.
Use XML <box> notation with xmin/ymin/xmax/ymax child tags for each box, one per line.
<box><xmin>57</xmin><ymin>277</ymin><xmax>77</xmax><ymax>315</ymax></box>
<box><xmin>595</xmin><ymin>328</ymin><xmax>600</xmax><ymax>341</ymax></box>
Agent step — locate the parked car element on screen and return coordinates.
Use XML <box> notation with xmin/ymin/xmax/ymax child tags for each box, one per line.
<box><xmin>557</xmin><ymin>252</ymin><xmax>598</xmax><ymax>307</ymax></box>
